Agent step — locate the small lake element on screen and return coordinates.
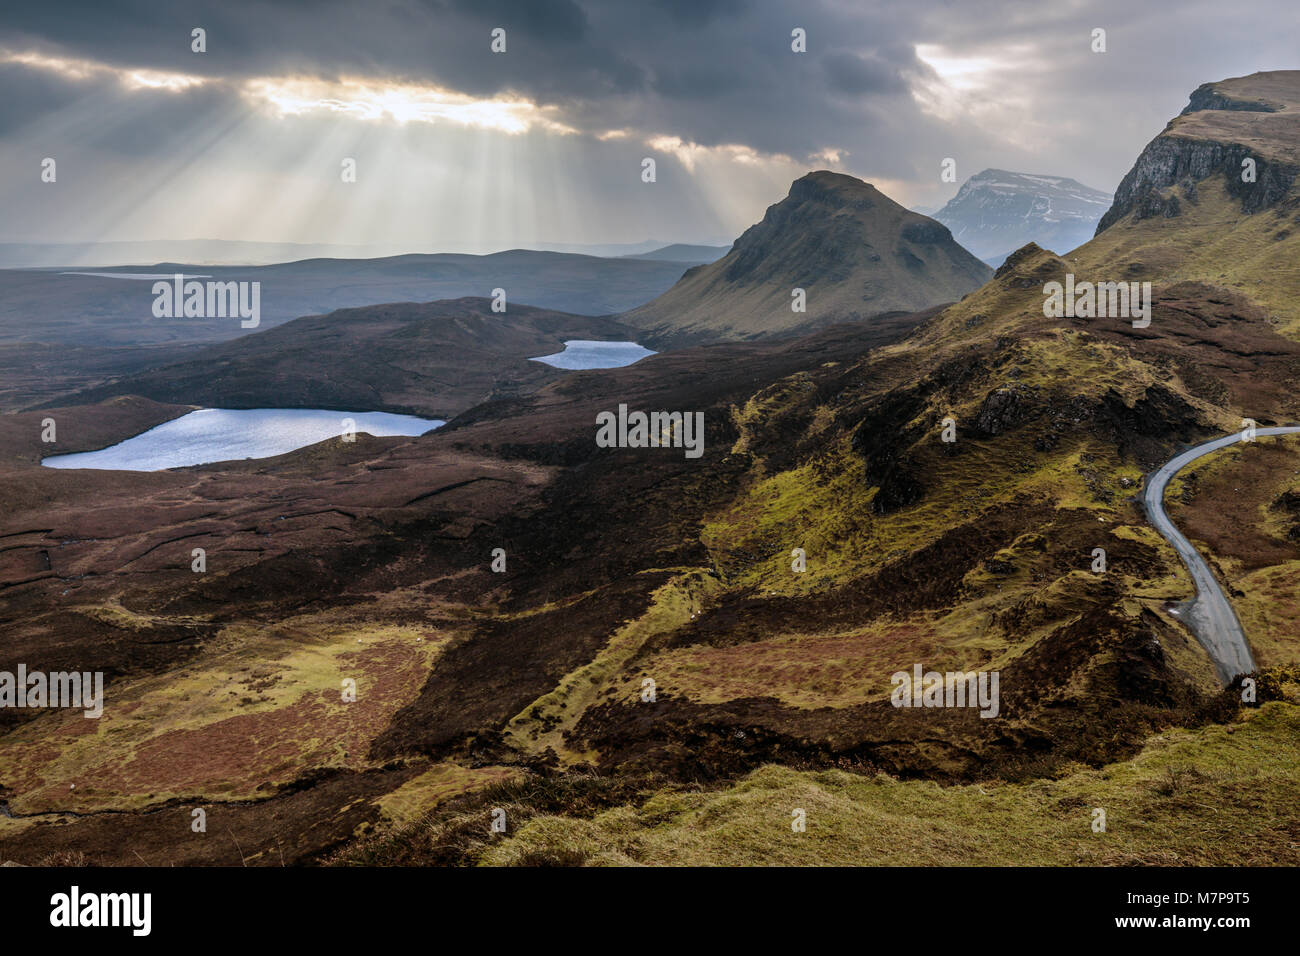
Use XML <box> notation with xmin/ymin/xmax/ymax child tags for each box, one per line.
<box><xmin>41</xmin><ymin>408</ymin><xmax>443</xmax><ymax>472</ymax></box>
<box><xmin>529</xmin><ymin>340</ymin><xmax>655</xmax><ymax>369</ymax></box>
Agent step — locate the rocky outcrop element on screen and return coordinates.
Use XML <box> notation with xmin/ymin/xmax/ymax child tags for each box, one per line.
<box><xmin>1097</xmin><ymin>74</ymin><xmax>1300</xmax><ymax>234</ymax></box>
<box><xmin>993</xmin><ymin>242</ymin><xmax>1046</xmax><ymax>280</ymax></box>
<box><xmin>850</xmin><ymin>387</ymin><xmax>932</xmax><ymax>515</ymax></box>
<box><xmin>971</xmin><ymin>384</ymin><xmax>1041</xmax><ymax>437</ymax></box>
<box><xmin>1097</xmin><ymin>135</ymin><xmax>1296</xmax><ymax>233</ymax></box>
<box><xmin>1181</xmin><ymin>81</ymin><xmax>1283</xmax><ymax>115</ymax></box>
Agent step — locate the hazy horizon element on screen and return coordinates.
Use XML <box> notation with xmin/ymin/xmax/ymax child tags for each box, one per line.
<box><xmin>0</xmin><ymin>235</ymin><xmax>738</xmax><ymax>266</ymax></box>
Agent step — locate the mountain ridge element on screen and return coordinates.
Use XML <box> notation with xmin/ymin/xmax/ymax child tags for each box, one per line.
<box><xmin>620</xmin><ymin>170</ymin><xmax>992</xmax><ymax>346</ymax></box>
<box><xmin>933</xmin><ymin>168</ymin><xmax>1112</xmax><ymax>265</ymax></box>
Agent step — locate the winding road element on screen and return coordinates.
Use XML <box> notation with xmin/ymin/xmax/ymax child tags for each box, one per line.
<box><xmin>1143</xmin><ymin>425</ymin><xmax>1300</xmax><ymax>683</ymax></box>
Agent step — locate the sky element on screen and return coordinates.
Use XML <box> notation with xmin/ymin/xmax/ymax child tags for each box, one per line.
<box><xmin>1</xmin><ymin>0</ymin><xmax>1296</xmax><ymax>253</ymax></box>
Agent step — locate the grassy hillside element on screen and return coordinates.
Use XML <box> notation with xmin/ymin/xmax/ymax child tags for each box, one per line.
<box><xmin>622</xmin><ymin>171</ymin><xmax>991</xmax><ymax>345</ymax></box>
<box><xmin>478</xmin><ymin>697</ymin><xmax>1300</xmax><ymax>867</ymax></box>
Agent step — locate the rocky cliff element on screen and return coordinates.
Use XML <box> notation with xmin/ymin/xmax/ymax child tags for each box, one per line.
<box><xmin>1097</xmin><ymin>71</ymin><xmax>1300</xmax><ymax>233</ymax></box>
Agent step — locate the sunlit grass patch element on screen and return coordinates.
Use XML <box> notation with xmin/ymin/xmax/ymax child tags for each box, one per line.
<box><xmin>0</xmin><ymin>619</ymin><xmax>448</xmax><ymax>813</ymax></box>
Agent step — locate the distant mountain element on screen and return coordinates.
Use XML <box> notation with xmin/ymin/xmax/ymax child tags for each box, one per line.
<box><xmin>0</xmin><ymin>238</ymin><xmax>732</xmax><ymax>268</ymax></box>
<box><xmin>621</xmin><ymin>170</ymin><xmax>992</xmax><ymax>346</ymax></box>
<box><xmin>0</xmin><ymin>239</ymin><xmax>389</xmax><ymax>269</ymax></box>
<box><xmin>530</xmin><ymin>239</ymin><xmax>680</xmax><ymax>258</ymax></box>
<box><xmin>623</xmin><ymin>243</ymin><xmax>731</xmax><ymax>264</ymax></box>
<box><xmin>932</xmin><ymin>169</ymin><xmax>1112</xmax><ymax>265</ymax></box>
<box><xmin>0</xmin><ymin>250</ymin><xmax>694</xmax><ymax>348</ymax></box>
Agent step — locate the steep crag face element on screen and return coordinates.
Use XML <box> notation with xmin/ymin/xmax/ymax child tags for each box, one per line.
<box><xmin>1081</xmin><ymin>71</ymin><xmax>1300</xmax><ymax>342</ymax></box>
<box><xmin>1097</xmin><ymin>71</ymin><xmax>1300</xmax><ymax>233</ymax></box>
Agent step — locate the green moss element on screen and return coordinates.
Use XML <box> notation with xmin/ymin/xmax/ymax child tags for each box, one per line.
<box><xmin>481</xmin><ymin>701</ymin><xmax>1300</xmax><ymax>866</ymax></box>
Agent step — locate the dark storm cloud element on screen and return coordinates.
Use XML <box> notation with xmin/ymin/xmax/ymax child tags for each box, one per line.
<box><xmin>822</xmin><ymin>51</ymin><xmax>912</xmax><ymax>95</ymax></box>
<box><xmin>651</xmin><ymin>64</ymin><xmax>744</xmax><ymax>100</ymax></box>
<box><xmin>0</xmin><ymin>1</ymin><xmax>927</xmax><ymax>145</ymax></box>
<box><xmin>646</xmin><ymin>0</ymin><xmax>749</xmax><ymax>27</ymax></box>
<box><xmin>0</xmin><ymin>0</ymin><xmax>960</xmax><ymax>188</ymax></box>
<box><xmin>0</xmin><ymin>0</ymin><xmax>650</xmax><ymax>97</ymax></box>
<box><xmin>446</xmin><ymin>0</ymin><xmax>591</xmax><ymax>39</ymax></box>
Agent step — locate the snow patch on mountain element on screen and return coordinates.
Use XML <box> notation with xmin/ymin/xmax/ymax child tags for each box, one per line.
<box><xmin>934</xmin><ymin>169</ymin><xmax>1113</xmax><ymax>265</ymax></box>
